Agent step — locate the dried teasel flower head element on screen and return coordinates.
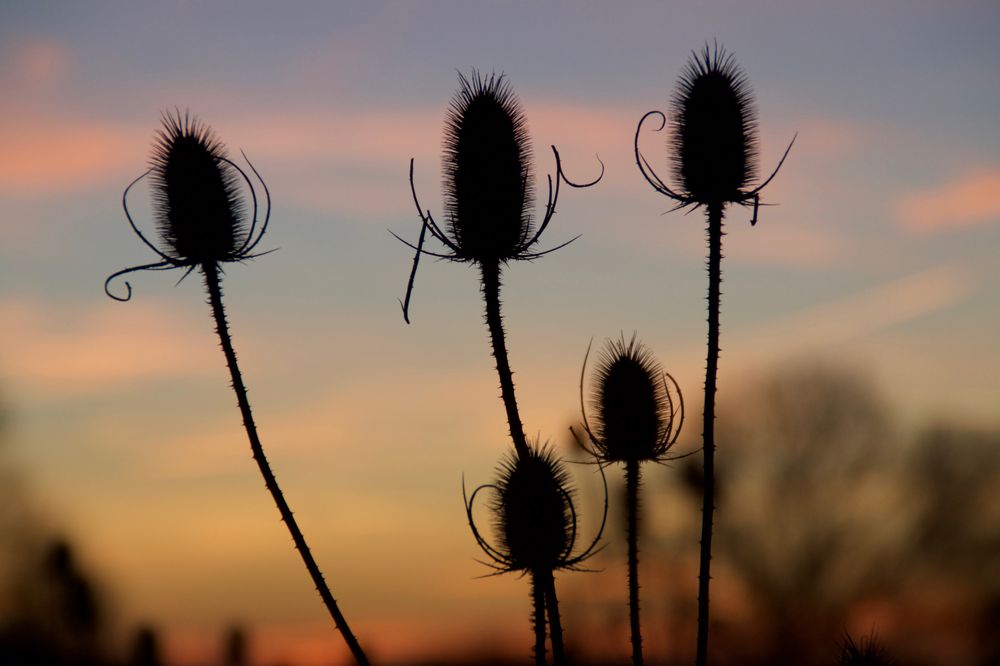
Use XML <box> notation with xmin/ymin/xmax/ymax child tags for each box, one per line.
<box><xmin>105</xmin><ymin>110</ymin><xmax>270</xmax><ymax>301</ymax></box>
<box><xmin>396</xmin><ymin>71</ymin><xmax>603</xmax><ymax>322</ymax></box>
<box><xmin>151</xmin><ymin>111</ymin><xmax>247</xmax><ymax>264</ymax></box>
<box><xmin>465</xmin><ymin>443</ymin><xmax>606</xmax><ymax>575</ymax></box>
<box><xmin>671</xmin><ymin>42</ymin><xmax>758</xmax><ymax>206</ymax></box>
<box><xmin>576</xmin><ymin>334</ymin><xmax>684</xmax><ymax>464</ymax></box>
<box><xmin>839</xmin><ymin>631</ymin><xmax>896</xmax><ymax>666</ymax></box>
<box><xmin>444</xmin><ymin>70</ymin><xmax>534</xmax><ymax>263</ymax></box>
<box><xmin>634</xmin><ymin>42</ymin><xmax>794</xmax><ymax>225</ymax></box>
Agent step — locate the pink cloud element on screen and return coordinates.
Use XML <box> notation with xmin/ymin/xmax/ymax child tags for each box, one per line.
<box><xmin>9</xmin><ymin>38</ymin><xmax>71</xmax><ymax>88</ymax></box>
<box><xmin>0</xmin><ymin>297</ymin><xmax>216</xmax><ymax>398</ymax></box>
<box><xmin>731</xmin><ymin>264</ymin><xmax>975</xmax><ymax>364</ymax></box>
<box><xmin>0</xmin><ymin>119</ymin><xmax>143</xmax><ymax>194</ymax></box>
<box><xmin>783</xmin><ymin>116</ymin><xmax>871</xmax><ymax>161</ymax></box>
<box><xmin>728</xmin><ymin>221</ymin><xmax>848</xmax><ymax>268</ymax></box>
<box><xmin>895</xmin><ymin>167</ymin><xmax>1000</xmax><ymax>233</ymax></box>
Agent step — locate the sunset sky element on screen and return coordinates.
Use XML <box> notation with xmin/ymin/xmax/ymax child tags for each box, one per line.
<box><xmin>1</xmin><ymin>2</ymin><xmax>999</xmax><ymax>664</ymax></box>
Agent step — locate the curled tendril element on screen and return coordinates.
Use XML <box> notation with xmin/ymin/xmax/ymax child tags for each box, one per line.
<box><xmin>634</xmin><ymin>108</ymin><xmax>795</xmax><ymax>225</ymax></box>
<box><xmin>396</xmin><ymin>144</ymin><xmax>603</xmax><ymax>323</ymax></box>
<box><xmin>463</xmin><ymin>445</ymin><xmax>608</xmax><ymax>576</ymax></box>
<box><xmin>571</xmin><ymin>335</ymin><xmax>696</xmax><ymax>466</ymax></box>
<box><xmin>105</xmin><ymin>153</ymin><xmax>271</xmax><ymax>302</ymax></box>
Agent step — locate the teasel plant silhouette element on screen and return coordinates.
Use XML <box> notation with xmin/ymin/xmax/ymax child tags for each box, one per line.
<box><xmin>396</xmin><ymin>70</ymin><xmax>604</xmax><ymax>664</ymax></box>
<box><xmin>394</xmin><ymin>70</ymin><xmax>602</xmax><ymax>460</ymax></box>
<box><xmin>464</xmin><ymin>443</ymin><xmax>607</xmax><ymax>666</ymax></box>
<box><xmin>838</xmin><ymin>631</ymin><xmax>895</xmax><ymax>666</ymax></box>
<box><xmin>104</xmin><ymin>111</ymin><xmax>369</xmax><ymax>666</ymax></box>
<box><xmin>571</xmin><ymin>334</ymin><xmax>688</xmax><ymax>666</ymax></box>
<box><xmin>633</xmin><ymin>43</ymin><xmax>795</xmax><ymax>666</ymax></box>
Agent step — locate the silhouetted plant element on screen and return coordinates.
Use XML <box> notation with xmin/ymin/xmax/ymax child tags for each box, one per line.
<box><xmin>572</xmin><ymin>334</ymin><xmax>685</xmax><ymax>665</ymax></box>
<box><xmin>397</xmin><ymin>71</ymin><xmax>601</xmax><ymax>663</ymax></box>
<box><xmin>105</xmin><ymin>111</ymin><xmax>369</xmax><ymax>665</ymax></box>
<box><xmin>838</xmin><ymin>631</ymin><xmax>895</xmax><ymax>666</ymax></box>
<box><xmin>128</xmin><ymin>626</ymin><xmax>162</xmax><ymax>666</ymax></box>
<box><xmin>634</xmin><ymin>43</ymin><xmax>794</xmax><ymax>666</ymax></box>
<box><xmin>465</xmin><ymin>443</ymin><xmax>607</xmax><ymax>665</ymax></box>
<box><xmin>397</xmin><ymin>70</ymin><xmax>601</xmax><ymax>459</ymax></box>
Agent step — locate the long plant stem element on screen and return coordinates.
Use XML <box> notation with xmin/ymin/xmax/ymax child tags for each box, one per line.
<box><xmin>203</xmin><ymin>262</ymin><xmax>370</xmax><ymax>666</ymax></box>
<box><xmin>531</xmin><ymin>570</ymin><xmax>547</xmax><ymax>666</ymax></box>
<box><xmin>626</xmin><ymin>459</ymin><xmax>643</xmax><ymax>666</ymax></box>
<box><xmin>542</xmin><ymin>570</ymin><xmax>565</xmax><ymax>666</ymax></box>
<box><xmin>480</xmin><ymin>261</ymin><xmax>530</xmax><ymax>459</ymax></box>
<box><xmin>695</xmin><ymin>203</ymin><xmax>723</xmax><ymax>666</ymax></box>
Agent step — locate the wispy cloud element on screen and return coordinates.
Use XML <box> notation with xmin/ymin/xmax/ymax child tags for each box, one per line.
<box><xmin>895</xmin><ymin>167</ymin><xmax>1000</xmax><ymax>233</ymax></box>
<box><xmin>0</xmin><ymin>297</ymin><xmax>215</xmax><ymax>398</ymax></box>
<box><xmin>733</xmin><ymin>264</ymin><xmax>975</xmax><ymax>362</ymax></box>
<box><xmin>5</xmin><ymin>37</ymin><xmax>71</xmax><ymax>89</ymax></box>
<box><xmin>0</xmin><ymin>119</ymin><xmax>142</xmax><ymax>194</ymax></box>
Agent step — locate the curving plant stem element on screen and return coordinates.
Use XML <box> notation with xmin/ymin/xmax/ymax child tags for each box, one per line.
<box><xmin>625</xmin><ymin>459</ymin><xmax>643</xmax><ymax>666</ymax></box>
<box><xmin>480</xmin><ymin>261</ymin><xmax>530</xmax><ymax>459</ymax></box>
<box><xmin>202</xmin><ymin>262</ymin><xmax>370</xmax><ymax>666</ymax></box>
<box><xmin>531</xmin><ymin>569</ymin><xmax>547</xmax><ymax>666</ymax></box>
<box><xmin>695</xmin><ymin>202</ymin><xmax>724</xmax><ymax>666</ymax></box>
<box><xmin>542</xmin><ymin>570</ymin><xmax>566</xmax><ymax>665</ymax></box>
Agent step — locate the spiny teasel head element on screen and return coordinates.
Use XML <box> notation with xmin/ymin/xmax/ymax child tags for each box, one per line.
<box><xmin>839</xmin><ymin>631</ymin><xmax>895</xmax><ymax>666</ymax></box>
<box><xmin>465</xmin><ymin>443</ymin><xmax>606</xmax><ymax>575</ymax></box>
<box><xmin>634</xmin><ymin>42</ymin><xmax>794</xmax><ymax>226</ymax></box>
<box><xmin>151</xmin><ymin>111</ymin><xmax>247</xmax><ymax>264</ymax></box>
<box><xmin>671</xmin><ymin>42</ymin><xmax>758</xmax><ymax>205</ymax></box>
<box><xmin>105</xmin><ymin>110</ymin><xmax>270</xmax><ymax>302</ymax></box>
<box><xmin>577</xmin><ymin>334</ymin><xmax>684</xmax><ymax>464</ymax></box>
<box><xmin>443</xmin><ymin>70</ymin><xmax>534</xmax><ymax>263</ymax></box>
<box><xmin>397</xmin><ymin>71</ymin><xmax>602</xmax><ymax>322</ymax></box>
<box><xmin>495</xmin><ymin>446</ymin><xmax>572</xmax><ymax>571</ymax></box>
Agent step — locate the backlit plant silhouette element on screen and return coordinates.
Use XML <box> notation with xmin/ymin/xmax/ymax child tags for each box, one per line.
<box><xmin>397</xmin><ymin>71</ymin><xmax>603</xmax><ymax>663</ymax></box>
<box><xmin>573</xmin><ymin>334</ymin><xmax>685</xmax><ymax>665</ymax></box>
<box><xmin>105</xmin><ymin>111</ymin><xmax>369</xmax><ymax>666</ymax></box>
<box><xmin>634</xmin><ymin>43</ymin><xmax>794</xmax><ymax>666</ymax></box>
<box><xmin>397</xmin><ymin>70</ymin><xmax>601</xmax><ymax>458</ymax></box>
<box><xmin>465</xmin><ymin>444</ymin><xmax>606</xmax><ymax>665</ymax></box>
<box><xmin>839</xmin><ymin>631</ymin><xmax>896</xmax><ymax>666</ymax></box>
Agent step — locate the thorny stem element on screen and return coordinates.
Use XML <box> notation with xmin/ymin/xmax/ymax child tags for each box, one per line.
<box><xmin>480</xmin><ymin>260</ymin><xmax>530</xmax><ymax>459</ymax></box>
<box><xmin>542</xmin><ymin>570</ymin><xmax>565</xmax><ymax>666</ymax></box>
<box><xmin>531</xmin><ymin>570</ymin><xmax>547</xmax><ymax>666</ymax></box>
<box><xmin>626</xmin><ymin>459</ymin><xmax>644</xmax><ymax>666</ymax></box>
<box><xmin>202</xmin><ymin>262</ymin><xmax>370</xmax><ymax>666</ymax></box>
<box><xmin>695</xmin><ymin>202</ymin><xmax>723</xmax><ymax>666</ymax></box>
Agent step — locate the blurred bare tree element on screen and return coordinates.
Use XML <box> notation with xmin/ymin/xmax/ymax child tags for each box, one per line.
<box><xmin>711</xmin><ymin>363</ymin><xmax>913</xmax><ymax>663</ymax></box>
<box><xmin>701</xmin><ymin>361</ymin><xmax>998</xmax><ymax>664</ymax></box>
<box><xmin>562</xmin><ymin>362</ymin><xmax>999</xmax><ymax>665</ymax></box>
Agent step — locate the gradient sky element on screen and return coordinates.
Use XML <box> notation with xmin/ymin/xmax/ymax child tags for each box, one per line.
<box><xmin>1</xmin><ymin>2</ymin><xmax>999</xmax><ymax>664</ymax></box>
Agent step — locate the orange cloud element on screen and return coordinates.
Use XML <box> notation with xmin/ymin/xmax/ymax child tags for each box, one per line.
<box><xmin>895</xmin><ymin>167</ymin><xmax>1000</xmax><ymax>233</ymax></box>
<box><xmin>733</xmin><ymin>264</ymin><xmax>975</xmax><ymax>361</ymax></box>
<box><xmin>0</xmin><ymin>297</ymin><xmax>216</xmax><ymax>398</ymax></box>
<box><xmin>10</xmin><ymin>38</ymin><xmax>70</xmax><ymax>88</ymax></box>
<box><xmin>0</xmin><ymin>119</ymin><xmax>143</xmax><ymax>194</ymax></box>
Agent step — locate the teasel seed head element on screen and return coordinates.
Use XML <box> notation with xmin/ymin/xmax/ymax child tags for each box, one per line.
<box><xmin>839</xmin><ymin>631</ymin><xmax>896</xmax><ymax>666</ymax></box>
<box><xmin>443</xmin><ymin>70</ymin><xmax>534</xmax><ymax>264</ymax></box>
<box><xmin>105</xmin><ymin>110</ymin><xmax>271</xmax><ymax>302</ymax></box>
<box><xmin>465</xmin><ymin>443</ymin><xmax>607</xmax><ymax>575</ymax></box>
<box><xmin>577</xmin><ymin>334</ymin><xmax>684</xmax><ymax>464</ymax></box>
<box><xmin>151</xmin><ymin>111</ymin><xmax>247</xmax><ymax>264</ymax></box>
<box><xmin>494</xmin><ymin>446</ymin><xmax>572</xmax><ymax>571</ymax></box>
<box><xmin>671</xmin><ymin>43</ymin><xmax>758</xmax><ymax>206</ymax></box>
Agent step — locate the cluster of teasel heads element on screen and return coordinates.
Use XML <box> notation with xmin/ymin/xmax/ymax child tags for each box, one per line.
<box><xmin>107</xmin><ymin>40</ymin><xmax>793</xmax><ymax>666</ymax></box>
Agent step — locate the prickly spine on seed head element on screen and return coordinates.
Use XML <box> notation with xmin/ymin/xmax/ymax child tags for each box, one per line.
<box><xmin>492</xmin><ymin>445</ymin><xmax>574</xmax><ymax>572</ymax></box>
<box><xmin>671</xmin><ymin>43</ymin><xmax>759</xmax><ymax>205</ymax></box>
<box><xmin>591</xmin><ymin>335</ymin><xmax>670</xmax><ymax>462</ymax></box>
<box><xmin>150</xmin><ymin>110</ymin><xmax>246</xmax><ymax>264</ymax></box>
<box><xmin>443</xmin><ymin>70</ymin><xmax>534</xmax><ymax>263</ymax></box>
